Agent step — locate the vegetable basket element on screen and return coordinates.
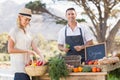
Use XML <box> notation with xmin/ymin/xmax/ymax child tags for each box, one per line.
<box><xmin>25</xmin><ymin>65</ymin><xmax>48</xmax><ymax>76</ymax></box>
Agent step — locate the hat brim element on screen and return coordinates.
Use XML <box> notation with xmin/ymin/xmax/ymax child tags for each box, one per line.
<box><xmin>19</xmin><ymin>13</ymin><xmax>31</xmax><ymax>19</ymax></box>
<box><xmin>24</xmin><ymin>16</ymin><xmax>31</xmax><ymax>19</ymax></box>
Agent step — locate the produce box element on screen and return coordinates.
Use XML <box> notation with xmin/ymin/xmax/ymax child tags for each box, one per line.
<box><xmin>63</xmin><ymin>55</ymin><xmax>81</xmax><ymax>67</ymax></box>
<box><xmin>84</xmin><ymin>61</ymin><xmax>120</xmax><ymax>72</ymax></box>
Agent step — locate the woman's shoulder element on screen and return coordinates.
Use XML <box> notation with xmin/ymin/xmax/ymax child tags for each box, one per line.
<box><xmin>9</xmin><ymin>27</ymin><xmax>19</xmax><ymax>33</ymax></box>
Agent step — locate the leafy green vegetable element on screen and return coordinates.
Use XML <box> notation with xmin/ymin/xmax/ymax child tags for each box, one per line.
<box><xmin>48</xmin><ymin>56</ymin><xmax>69</xmax><ymax>80</ymax></box>
<box><xmin>108</xmin><ymin>68</ymin><xmax>120</xmax><ymax>80</ymax></box>
<box><xmin>82</xmin><ymin>66</ymin><xmax>92</xmax><ymax>72</ymax></box>
<box><xmin>65</xmin><ymin>44</ymin><xmax>70</xmax><ymax>48</ymax></box>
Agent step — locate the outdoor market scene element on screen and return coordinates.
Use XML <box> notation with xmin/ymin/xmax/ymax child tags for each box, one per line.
<box><xmin>0</xmin><ymin>0</ymin><xmax>120</xmax><ymax>80</ymax></box>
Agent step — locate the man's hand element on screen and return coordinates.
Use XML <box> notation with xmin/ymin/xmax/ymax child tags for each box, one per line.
<box><xmin>58</xmin><ymin>44</ymin><xmax>70</xmax><ymax>53</ymax></box>
<box><xmin>74</xmin><ymin>45</ymin><xmax>84</xmax><ymax>51</ymax></box>
<box><xmin>63</xmin><ymin>48</ymin><xmax>70</xmax><ymax>53</ymax></box>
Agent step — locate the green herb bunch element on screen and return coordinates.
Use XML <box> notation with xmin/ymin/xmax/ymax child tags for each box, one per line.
<box><xmin>108</xmin><ymin>68</ymin><xmax>120</xmax><ymax>80</ymax></box>
<box><xmin>48</xmin><ymin>56</ymin><xmax>69</xmax><ymax>80</ymax></box>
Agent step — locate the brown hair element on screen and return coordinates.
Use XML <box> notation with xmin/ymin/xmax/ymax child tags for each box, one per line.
<box><xmin>66</xmin><ymin>8</ymin><xmax>76</xmax><ymax>13</ymax></box>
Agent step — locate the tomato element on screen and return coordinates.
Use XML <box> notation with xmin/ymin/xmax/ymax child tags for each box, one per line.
<box><xmin>88</xmin><ymin>61</ymin><xmax>94</xmax><ymax>65</ymax></box>
<box><xmin>36</xmin><ymin>61</ymin><xmax>43</xmax><ymax>66</ymax></box>
<box><xmin>96</xmin><ymin>68</ymin><xmax>101</xmax><ymax>72</ymax></box>
<box><xmin>93</xmin><ymin>61</ymin><xmax>98</xmax><ymax>65</ymax></box>
<box><xmin>92</xmin><ymin>67</ymin><xmax>97</xmax><ymax>72</ymax></box>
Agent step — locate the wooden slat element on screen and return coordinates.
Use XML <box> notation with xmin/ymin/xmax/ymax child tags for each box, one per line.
<box><xmin>69</xmin><ymin>72</ymin><xmax>107</xmax><ymax>75</ymax></box>
<box><xmin>40</xmin><ymin>72</ymin><xmax>107</xmax><ymax>80</ymax></box>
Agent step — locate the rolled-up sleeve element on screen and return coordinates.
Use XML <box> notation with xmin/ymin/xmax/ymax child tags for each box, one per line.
<box><xmin>8</xmin><ymin>28</ymin><xmax>16</xmax><ymax>42</ymax></box>
<box><xmin>57</xmin><ymin>28</ymin><xmax>65</xmax><ymax>45</ymax></box>
<box><xmin>82</xmin><ymin>25</ymin><xmax>94</xmax><ymax>43</ymax></box>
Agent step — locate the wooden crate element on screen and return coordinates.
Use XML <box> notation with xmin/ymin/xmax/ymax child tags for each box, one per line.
<box><xmin>63</xmin><ymin>55</ymin><xmax>81</xmax><ymax>67</ymax></box>
<box><xmin>84</xmin><ymin>61</ymin><xmax>120</xmax><ymax>72</ymax></box>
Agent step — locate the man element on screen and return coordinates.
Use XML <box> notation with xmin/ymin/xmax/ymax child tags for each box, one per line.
<box><xmin>57</xmin><ymin>8</ymin><xmax>93</xmax><ymax>62</ymax></box>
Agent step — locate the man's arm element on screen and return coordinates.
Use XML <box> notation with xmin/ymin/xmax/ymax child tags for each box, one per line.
<box><xmin>85</xmin><ymin>39</ymin><xmax>93</xmax><ymax>47</ymax></box>
<box><xmin>74</xmin><ymin>39</ymin><xmax>93</xmax><ymax>51</ymax></box>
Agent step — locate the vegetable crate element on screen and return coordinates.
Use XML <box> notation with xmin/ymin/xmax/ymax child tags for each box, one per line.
<box><xmin>63</xmin><ymin>55</ymin><xmax>81</xmax><ymax>67</ymax></box>
<box><xmin>84</xmin><ymin>61</ymin><xmax>120</xmax><ymax>72</ymax></box>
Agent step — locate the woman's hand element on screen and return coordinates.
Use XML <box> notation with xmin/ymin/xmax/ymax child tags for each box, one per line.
<box><xmin>27</xmin><ymin>50</ymin><xmax>36</xmax><ymax>55</ymax></box>
<box><xmin>35</xmin><ymin>53</ymin><xmax>46</xmax><ymax>65</ymax></box>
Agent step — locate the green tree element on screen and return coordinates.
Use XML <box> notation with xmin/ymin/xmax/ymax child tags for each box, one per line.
<box><xmin>25</xmin><ymin>0</ymin><xmax>65</xmax><ymax>20</ymax></box>
<box><xmin>25</xmin><ymin>1</ymin><xmax>46</xmax><ymax>14</ymax></box>
<box><xmin>0</xmin><ymin>32</ymin><xmax>8</xmax><ymax>53</ymax></box>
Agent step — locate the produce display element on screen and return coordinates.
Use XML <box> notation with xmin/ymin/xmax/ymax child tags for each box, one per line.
<box><xmin>98</xmin><ymin>56</ymin><xmax>119</xmax><ymax>65</ymax></box>
<box><xmin>65</xmin><ymin>55</ymin><xmax>120</xmax><ymax>73</ymax></box>
<box><xmin>84</xmin><ymin>56</ymin><xmax>120</xmax><ymax>65</ymax></box>
<box><xmin>67</xmin><ymin>64</ymin><xmax>101</xmax><ymax>73</ymax></box>
<box><xmin>24</xmin><ymin>53</ymin><xmax>120</xmax><ymax>77</ymax></box>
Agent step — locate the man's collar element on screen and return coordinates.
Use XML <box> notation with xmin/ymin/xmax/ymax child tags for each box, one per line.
<box><xmin>66</xmin><ymin>22</ymin><xmax>80</xmax><ymax>28</ymax></box>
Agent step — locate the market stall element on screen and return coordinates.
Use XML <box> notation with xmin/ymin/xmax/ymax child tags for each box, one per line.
<box><xmin>25</xmin><ymin>57</ymin><xmax>120</xmax><ymax>80</ymax></box>
<box><xmin>38</xmin><ymin>58</ymin><xmax>120</xmax><ymax>80</ymax></box>
<box><xmin>25</xmin><ymin>43</ymin><xmax>120</xmax><ymax>80</ymax></box>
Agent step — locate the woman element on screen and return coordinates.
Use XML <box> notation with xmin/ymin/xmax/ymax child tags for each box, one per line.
<box><xmin>8</xmin><ymin>8</ymin><xmax>44</xmax><ymax>80</ymax></box>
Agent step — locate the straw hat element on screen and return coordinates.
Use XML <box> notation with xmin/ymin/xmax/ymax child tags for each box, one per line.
<box><xmin>19</xmin><ymin>8</ymin><xmax>32</xmax><ymax>19</ymax></box>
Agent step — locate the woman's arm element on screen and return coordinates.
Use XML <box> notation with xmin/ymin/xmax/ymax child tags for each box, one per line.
<box><xmin>8</xmin><ymin>37</ymin><xmax>35</xmax><ymax>55</ymax></box>
<box><xmin>31</xmin><ymin>40</ymin><xmax>44</xmax><ymax>60</ymax></box>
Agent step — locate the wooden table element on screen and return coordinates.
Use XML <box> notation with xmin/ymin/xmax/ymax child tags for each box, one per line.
<box><xmin>39</xmin><ymin>72</ymin><xmax>107</xmax><ymax>80</ymax></box>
